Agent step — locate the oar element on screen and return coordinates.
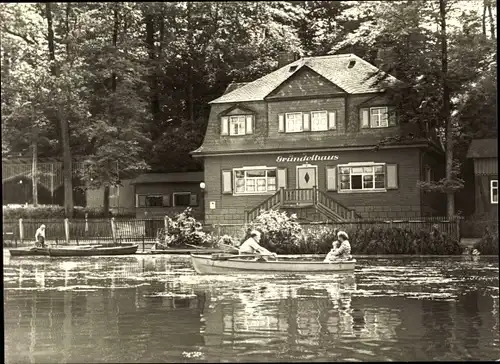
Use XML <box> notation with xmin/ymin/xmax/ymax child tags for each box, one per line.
<box><xmin>212</xmin><ymin>253</ymin><xmax>277</xmax><ymax>261</ymax></box>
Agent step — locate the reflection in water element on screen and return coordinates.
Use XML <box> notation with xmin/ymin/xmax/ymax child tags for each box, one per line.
<box><xmin>3</xmin><ymin>252</ymin><xmax>500</xmax><ymax>362</ymax></box>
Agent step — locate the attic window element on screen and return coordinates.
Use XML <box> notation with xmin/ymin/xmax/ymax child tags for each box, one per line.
<box><xmin>348</xmin><ymin>60</ymin><xmax>356</xmax><ymax>68</ymax></box>
<box><xmin>289</xmin><ymin>65</ymin><xmax>298</xmax><ymax>72</ymax></box>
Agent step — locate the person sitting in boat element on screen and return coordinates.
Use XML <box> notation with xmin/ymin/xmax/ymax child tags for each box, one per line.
<box><xmin>324</xmin><ymin>230</ymin><xmax>351</xmax><ymax>262</ymax></box>
<box><xmin>239</xmin><ymin>230</ymin><xmax>277</xmax><ymax>261</ymax></box>
<box><xmin>35</xmin><ymin>224</ymin><xmax>46</xmax><ymax>248</ymax></box>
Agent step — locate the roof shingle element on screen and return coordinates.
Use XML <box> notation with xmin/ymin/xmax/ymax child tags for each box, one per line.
<box><xmin>210</xmin><ymin>54</ymin><xmax>400</xmax><ymax>104</ymax></box>
<box><xmin>466</xmin><ymin>139</ymin><xmax>498</xmax><ymax>159</ymax></box>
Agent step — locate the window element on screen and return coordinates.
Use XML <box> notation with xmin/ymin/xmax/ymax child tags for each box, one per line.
<box><xmin>234</xmin><ymin>168</ymin><xmax>277</xmax><ymax>194</ymax></box>
<box><xmin>229</xmin><ymin>116</ymin><xmax>246</xmax><ymax>136</ymax></box>
<box><xmin>339</xmin><ymin>164</ymin><xmax>385</xmax><ymax>191</ymax></box>
<box><xmin>491</xmin><ymin>180</ymin><xmax>498</xmax><ymax>204</ymax></box>
<box><xmin>285</xmin><ymin>112</ymin><xmax>303</xmax><ymax>133</ymax></box>
<box><xmin>173</xmin><ymin>192</ymin><xmax>191</xmax><ymax>206</ymax></box>
<box><xmin>137</xmin><ymin>195</ymin><xmax>170</xmax><ymax>207</ymax></box>
<box><xmin>370</xmin><ymin>107</ymin><xmax>388</xmax><ymax>128</ymax></box>
<box><xmin>311</xmin><ymin>111</ymin><xmax>328</xmax><ymax>131</ymax></box>
<box><xmin>425</xmin><ymin>166</ymin><xmax>432</xmax><ymax>182</ymax></box>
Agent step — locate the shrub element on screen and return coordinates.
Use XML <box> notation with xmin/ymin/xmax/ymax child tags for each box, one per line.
<box><xmin>2</xmin><ymin>204</ymin><xmax>111</xmax><ymax>219</ymax></box>
<box><xmin>246</xmin><ymin>209</ymin><xmax>304</xmax><ymax>254</ymax></box>
<box><xmin>157</xmin><ymin>207</ymin><xmax>212</xmax><ymax>247</ymax></box>
<box><xmin>474</xmin><ymin>228</ymin><xmax>499</xmax><ymax>255</ymax></box>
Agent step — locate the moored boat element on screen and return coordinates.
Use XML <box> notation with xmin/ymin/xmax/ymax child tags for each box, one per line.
<box><xmin>9</xmin><ymin>247</ymin><xmax>50</xmax><ymax>257</ymax></box>
<box><xmin>190</xmin><ymin>253</ymin><xmax>356</xmax><ymax>275</ymax></box>
<box><xmin>48</xmin><ymin>244</ymin><xmax>138</xmax><ymax>257</ymax></box>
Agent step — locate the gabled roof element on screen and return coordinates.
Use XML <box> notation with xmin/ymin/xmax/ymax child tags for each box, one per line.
<box><xmin>131</xmin><ymin>172</ymin><xmax>204</xmax><ymax>184</ymax></box>
<box><xmin>466</xmin><ymin>139</ymin><xmax>498</xmax><ymax>159</ymax></box>
<box><xmin>210</xmin><ymin>54</ymin><xmax>400</xmax><ymax>104</ymax></box>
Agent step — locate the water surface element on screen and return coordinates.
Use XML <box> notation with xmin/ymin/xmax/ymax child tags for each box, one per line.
<box><xmin>4</xmin><ymin>250</ymin><xmax>499</xmax><ymax>362</ymax></box>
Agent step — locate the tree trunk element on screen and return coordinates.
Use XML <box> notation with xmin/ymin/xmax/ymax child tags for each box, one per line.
<box><xmin>186</xmin><ymin>1</ymin><xmax>194</xmax><ymax>122</ymax></box>
<box><xmin>32</xmin><ymin>127</ymin><xmax>38</xmax><ymax>207</ymax></box>
<box><xmin>46</xmin><ymin>2</ymin><xmax>74</xmax><ymax>217</ymax></box>
<box><xmin>487</xmin><ymin>3</ymin><xmax>495</xmax><ymax>39</ymax></box>
<box><xmin>103</xmin><ymin>185</ymin><xmax>110</xmax><ymax>216</ymax></box>
<box><xmin>145</xmin><ymin>12</ymin><xmax>160</xmax><ymax>133</ymax></box>
<box><xmin>482</xmin><ymin>2</ymin><xmax>487</xmax><ymax>36</ymax></box>
<box><xmin>440</xmin><ymin>0</ymin><xmax>454</xmax><ymax>218</ymax></box>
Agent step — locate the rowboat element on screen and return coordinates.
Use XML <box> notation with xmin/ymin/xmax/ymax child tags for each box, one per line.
<box><xmin>9</xmin><ymin>247</ymin><xmax>50</xmax><ymax>257</ymax></box>
<box><xmin>190</xmin><ymin>253</ymin><xmax>356</xmax><ymax>275</ymax></box>
<box><xmin>48</xmin><ymin>244</ymin><xmax>138</xmax><ymax>257</ymax></box>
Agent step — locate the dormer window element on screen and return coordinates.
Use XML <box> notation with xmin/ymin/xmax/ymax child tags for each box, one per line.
<box><xmin>221</xmin><ymin>114</ymin><xmax>254</xmax><ymax>136</ymax></box>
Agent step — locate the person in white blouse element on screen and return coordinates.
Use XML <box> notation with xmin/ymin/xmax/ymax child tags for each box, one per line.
<box><xmin>238</xmin><ymin>230</ymin><xmax>277</xmax><ymax>261</ymax></box>
<box><xmin>324</xmin><ymin>230</ymin><xmax>352</xmax><ymax>262</ymax></box>
<box><xmin>35</xmin><ymin>224</ymin><xmax>46</xmax><ymax>247</ymax></box>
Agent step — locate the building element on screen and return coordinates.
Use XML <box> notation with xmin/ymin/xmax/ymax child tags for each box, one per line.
<box><xmin>466</xmin><ymin>138</ymin><xmax>498</xmax><ymax>218</ymax></box>
<box><xmin>192</xmin><ymin>54</ymin><xmax>445</xmax><ymax>224</ymax></box>
<box><xmin>86</xmin><ymin>179</ymin><xmax>135</xmax><ymax>215</ymax></box>
<box><xmin>131</xmin><ymin>172</ymin><xmax>204</xmax><ymax>221</ymax></box>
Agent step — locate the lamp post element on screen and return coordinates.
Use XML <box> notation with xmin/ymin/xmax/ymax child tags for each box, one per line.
<box><xmin>199</xmin><ymin>182</ymin><xmax>206</xmax><ymax>224</ymax></box>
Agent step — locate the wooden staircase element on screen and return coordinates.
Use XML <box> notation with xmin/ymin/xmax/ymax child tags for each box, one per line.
<box><xmin>244</xmin><ymin>187</ymin><xmax>360</xmax><ymax>223</ymax></box>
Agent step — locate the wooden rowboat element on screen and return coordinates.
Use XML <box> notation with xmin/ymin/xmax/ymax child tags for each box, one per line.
<box><xmin>190</xmin><ymin>253</ymin><xmax>356</xmax><ymax>275</ymax></box>
<box><xmin>48</xmin><ymin>244</ymin><xmax>138</xmax><ymax>257</ymax></box>
<box><xmin>9</xmin><ymin>247</ymin><xmax>50</xmax><ymax>257</ymax></box>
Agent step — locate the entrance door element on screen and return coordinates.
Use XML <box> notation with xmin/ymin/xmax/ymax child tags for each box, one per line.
<box><xmin>296</xmin><ymin>165</ymin><xmax>317</xmax><ymax>189</ymax></box>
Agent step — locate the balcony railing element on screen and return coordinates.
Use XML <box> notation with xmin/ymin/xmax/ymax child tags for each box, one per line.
<box><xmin>245</xmin><ymin>187</ymin><xmax>358</xmax><ymax>222</ymax></box>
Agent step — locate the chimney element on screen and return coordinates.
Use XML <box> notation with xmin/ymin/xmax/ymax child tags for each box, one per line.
<box><xmin>277</xmin><ymin>52</ymin><xmax>299</xmax><ymax>69</ymax></box>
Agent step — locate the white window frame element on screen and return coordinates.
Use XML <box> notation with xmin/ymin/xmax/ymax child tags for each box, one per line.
<box><xmin>370</xmin><ymin>107</ymin><xmax>389</xmax><ymax>128</ymax></box>
<box><xmin>233</xmin><ymin>166</ymin><xmax>277</xmax><ymax>195</ymax></box>
<box><xmin>491</xmin><ymin>180</ymin><xmax>498</xmax><ymax>204</ymax></box>
<box><xmin>285</xmin><ymin>112</ymin><xmax>303</xmax><ymax>133</ymax></box>
<box><xmin>172</xmin><ymin>192</ymin><xmax>191</xmax><ymax>207</ymax></box>
<box><xmin>310</xmin><ymin>110</ymin><xmax>328</xmax><ymax>131</ymax></box>
<box><xmin>229</xmin><ymin>115</ymin><xmax>247</xmax><ymax>136</ymax></box>
<box><xmin>338</xmin><ymin>162</ymin><xmax>386</xmax><ymax>193</ymax></box>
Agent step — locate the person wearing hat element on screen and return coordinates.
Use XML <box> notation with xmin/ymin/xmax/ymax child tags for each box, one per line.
<box><xmin>238</xmin><ymin>230</ymin><xmax>277</xmax><ymax>261</ymax></box>
<box><xmin>35</xmin><ymin>224</ymin><xmax>46</xmax><ymax>248</ymax></box>
<box><xmin>324</xmin><ymin>230</ymin><xmax>352</xmax><ymax>262</ymax></box>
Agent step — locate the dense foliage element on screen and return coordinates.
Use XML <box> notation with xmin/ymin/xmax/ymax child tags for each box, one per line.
<box><xmin>473</xmin><ymin>228</ymin><xmax>499</xmax><ymax>255</ymax></box>
<box><xmin>157</xmin><ymin>207</ymin><xmax>213</xmax><ymax>247</ymax></box>
<box><xmin>249</xmin><ymin>210</ymin><xmax>464</xmax><ymax>255</ymax></box>
<box><xmin>246</xmin><ymin>209</ymin><xmax>304</xmax><ymax>254</ymax></box>
<box><xmin>3</xmin><ymin>204</ymin><xmax>113</xmax><ymax>219</ymax></box>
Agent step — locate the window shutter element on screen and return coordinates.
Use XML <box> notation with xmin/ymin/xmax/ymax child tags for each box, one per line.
<box><xmin>388</xmin><ymin>106</ymin><xmax>397</xmax><ymax>126</ymax></box>
<box><xmin>360</xmin><ymin>108</ymin><xmax>370</xmax><ymax>128</ymax></box>
<box><xmin>386</xmin><ymin>164</ymin><xmax>398</xmax><ymax>189</ymax></box>
<box><xmin>326</xmin><ymin>166</ymin><xmax>337</xmax><ymax>191</ymax></box>
<box><xmin>221</xmin><ymin>116</ymin><xmax>229</xmax><ymax>135</ymax></box>
<box><xmin>303</xmin><ymin>113</ymin><xmax>310</xmax><ymax>131</ymax></box>
<box><xmin>162</xmin><ymin>194</ymin><xmax>171</xmax><ymax>207</ymax></box>
<box><xmin>328</xmin><ymin>111</ymin><xmax>337</xmax><ymax>130</ymax></box>
<box><xmin>138</xmin><ymin>195</ymin><xmax>146</xmax><ymax>207</ymax></box>
<box><xmin>222</xmin><ymin>170</ymin><xmax>233</xmax><ymax>194</ymax></box>
<box><xmin>277</xmin><ymin>168</ymin><xmax>287</xmax><ymax>189</ymax></box>
<box><xmin>245</xmin><ymin>115</ymin><xmax>254</xmax><ymax>134</ymax></box>
<box><xmin>278</xmin><ymin>113</ymin><xmax>285</xmax><ymax>133</ymax></box>
<box><xmin>189</xmin><ymin>193</ymin><xmax>198</xmax><ymax>206</ymax></box>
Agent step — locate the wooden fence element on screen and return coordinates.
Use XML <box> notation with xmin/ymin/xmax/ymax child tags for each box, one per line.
<box><xmin>3</xmin><ymin>216</ymin><xmax>463</xmax><ymax>247</ymax></box>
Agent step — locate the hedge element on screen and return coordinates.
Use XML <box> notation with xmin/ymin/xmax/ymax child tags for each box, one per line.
<box><xmin>3</xmin><ymin>205</ymin><xmax>114</xmax><ymax>219</ymax></box>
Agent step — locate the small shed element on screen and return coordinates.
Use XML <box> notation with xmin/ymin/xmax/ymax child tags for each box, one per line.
<box><xmin>131</xmin><ymin>172</ymin><xmax>204</xmax><ymax>221</ymax></box>
<box><xmin>466</xmin><ymin>138</ymin><xmax>498</xmax><ymax>217</ymax></box>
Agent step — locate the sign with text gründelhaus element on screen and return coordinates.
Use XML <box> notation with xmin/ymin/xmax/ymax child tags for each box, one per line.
<box><xmin>276</xmin><ymin>154</ymin><xmax>340</xmax><ymax>163</ymax></box>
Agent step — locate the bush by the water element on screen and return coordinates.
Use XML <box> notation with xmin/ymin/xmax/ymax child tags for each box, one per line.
<box><xmin>157</xmin><ymin>207</ymin><xmax>213</xmax><ymax>247</ymax></box>
<box><xmin>246</xmin><ymin>210</ymin><xmax>464</xmax><ymax>255</ymax></box>
<box><xmin>246</xmin><ymin>209</ymin><xmax>304</xmax><ymax>254</ymax></box>
<box><xmin>3</xmin><ymin>204</ymin><xmax>113</xmax><ymax>219</ymax></box>
<box><xmin>473</xmin><ymin>228</ymin><xmax>499</xmax><ymax>255</ymax></box>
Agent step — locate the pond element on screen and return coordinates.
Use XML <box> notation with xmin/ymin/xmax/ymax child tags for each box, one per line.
<box><xmin>3</xmin><ymin>250</ymin><xmax>499</xmax><ymax>362</ymax></box>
